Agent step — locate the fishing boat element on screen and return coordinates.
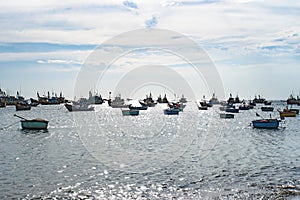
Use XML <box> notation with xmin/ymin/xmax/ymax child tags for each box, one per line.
<box><xmin>129</xmin><ymin>104</ymin><xmax>148</xmax><ymax>110</ymax></box>
<box><xmin>252</xmin><ymin>119</ymin><xmax>280</xmax><ymax>129</ymax></box>
<box><xmin>64</xmin><ymin>103</ymin><xmax>94</xmax><ymax>112</ymax></box>
<box><xmin>289</xmin><ymin>108</ymin><xmax>299</xmax><ymax>114</ymax></box>
<box><xmin>198</xmin><ymin>105</ymin><xmax>208</xmax><ymax>110</ymax></box>
<box><xmin>141</xmin><ymin>93</ymin><xmax>156</xmax><ymax>107</ymax></box>
<box><xmin>179</xmin><ymin>94</ymin><xmax>187</xmax><ymax>103</ymax></box>
<box><xmin>286</xmin><ymin>94</ymin><xmax>298</xmax><ymax>105</ymax></box>
<box><xmin>200</xmin><ymin>100</ymin><xmax>213</xmax><ymax>108</ymax></box>
<box><xmin>264</xmin><ymin>101</ymin><xmax>272</xmax><ymax>105</ymax></box>
<box><xmin>209</xmin><ymin>93</ymin><xmax>219</xmax><ymax>105</ymax></box>
<box><xmin>220</xmin><ymin>113</ymin><xmax>234</xmax><ymax>119</ymax></box>
<box><xmin>279</xmin><ymin>111</ymin><xmax>297</xmax><ymax>118</ymax></box>
<box><xmin>261</xmin><ymin>107</ymin><xmax>274</xmax><ymax>112</ymax></box>
<box><xmin>121</xmin><ymin>109</ymin><xmax>139</xmax><ymax>116</ymax></box>
<box><xmin>15</xmin><ymin>103</ymin><xmax>31</xmax><ymax>111</ymax></box>
<box><xmin>14</xmin><ymin>114</ymin><xmax>48</xmax><ymax>130</ymax></box>
<box><xmin>225</xmin><ymin>107</ymin><xmax>239</xmax><ymax>113</ymax></box>
<box><xmin>239</xmin><ymin>104</ymin><xmax>250</xmax><ymax>110</ymax></box>
<box><xmin>163</xmin><ymin>108</ymin><xmax>179</xmax><ymax>115</ymax></box>
<box><xmin>108</xmin><ymin>94</ymin><xmax>129</xmax><ymax>108</ymax></box>
<box><xmin>253</xmin><ymin>95</ymin><xmax>266</xmax><ymax>104</ymax></box>
<box><xmin>162</xmin><ymin>94</ymin><xmax>169</xmax><ymax>103</ymax></box>
<box><xmin>0</xmin><ymin>100</ymin><xmax>6</xmax><ymax>107</ymax></box>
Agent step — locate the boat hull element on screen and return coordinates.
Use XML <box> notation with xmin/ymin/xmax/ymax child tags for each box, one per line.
<box><xmin>220</xmin><ymin>113</ymin><xmax>234</xmax><ymax>119</ymax></box>
<box><xmin>279</xmin><ymin>111</ymin><xmax>297</xmax><ymax>118</ymax></box>
<box><xmin>261</xmin><ymin>107</ymin><xmax>274</xmax><ymax>112</ymax></box>
<box><xmin>163</xmin><ymin>109</ymin><xmax>179</xmax><ymax>115</ymax></box>
<box><xmin>65</xmin><ymin>103</ymin><xmax>94</xmax><ymax>112</ymax></box>
<box><xmin>225</xmin><ymin>108</ymin><xmax>239</xmax><ymax>113</ymax></box>
<box><xmin>122</xmin><ymin>110</ymin><xmax>139</xmax><ymax>116</ymax></box>
<box><xmin>21</xmin><ymin>120</ymin><xmax>48</xmax><ymax>130</ymax></box>
<box><xmin>198</xmin><ymin>106</ymin><xmax>208</xmax><ymax>110</ymax></box>
<box><xmin>252</xmin><ymin>119</ymin><xmax>279</xmax><ymax>129</ymax></box>
<box><xmin>16</xmin><ymin>104</ymin><xmax>31</xmax><ymax>111</ymax></box>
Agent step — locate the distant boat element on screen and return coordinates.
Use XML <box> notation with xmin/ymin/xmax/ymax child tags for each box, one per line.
<box><xmin>209</xmin><ymin>93</ymin><xmax>219</xmax><ymax>105</ymax></box>
<box><xmin>0</xmin><ymin>100</ymin><xmax>6</xmax><ymax>107</ymax></box>
<box><xmin>225</xmin><ymin>107</ymin><xmax>239</xmax><ymax>113</ymax></box>
<box><xmin>141</xmin><ymin>93</ymin><xmax>156</xmax><ymax>107</ymax></box>
<box><xmin>122</xmin><ymin>109</ymin><xmax>139</xmax><ymax>116</ymax></box>
<box><xmin>162</xmin><ymin>94</ymin><xmax>169</xmax><ymax>103</ymax></box>
<box><xmin>253</xmin><ymin>95</ymin><xmax>266</xmax><ymax>104</ymax></box>
<box><xmin>64</xmin><ymin>103</ymin><xmax>94</xmax><ymax>112</ymax></box>
<box><xmin>88</xmin><ymin>91</ymin><xmax>104</xmax><ymax>104</ymax></box>
<box><xmin>179</xmin><ymin>94</ymin><xmax>187</xmax><ymax>103</ymax></box>
<box><xmin>163</xmin><ymin>108</ymin><xmax>179</xmax><ymax>115</ymax></box>
<box><xmin>252</xmin><ymin>119</ymin><xmax>280</xmax><ymax>129</ymax></box>
<box><xmin>220</xmin><ymin>113</ymin><xmax>234</xmax><ymax>119</ymax></box>
<box><xmin>198</xmin><ymin>105</ymin><xmax>208</xmax><ymax>110</ymax></box>
<box><xmin>15</xmin><ymin>103</ymin><xmax>31</xmax><ymax>111</ymax></box>
<box><xmin>239</xmin><ymin>104</ymin><xmax>250</xmax><ymax>110</ymax></box>
<box><xmin>278</xmin><ymin>109</ymin><xmax>297</xmax><ymax>118</ymax></box>
<box><xmin>129</xmin><ymin>104</ymin><xmax>148</xmax><ymax>110</ymax></box>
<box><xmin>227</xmin><ymin>93</ymin><xmax>241</xmax><ymax>104</ymax></box>
<box><xmin>168</xmin><ymin>102</ymin><xmax>185</xmax><ymax>112</ymax></box>
<box><xmin>109</xmin><ymin>94</ymin><xmax>129</xmax><ymax>108</ymax></box>
<box><xmin>200</xmin><ymin>101</ymin><xmax>213</xmax><ymax>108</ymax></box>
<box><xmin>261</xmin><ymin>107</ymin><xmax>274</xmax><ymax>112</ymax></box>
<box><xmin>264</xmin><ymin>101</ymin><xmax>272</xmax><ymax>105</ymax></box>
<box><xmin>286</xmin><ymin>94</ymin><xmax>298</xmax><ymax>105</ymax></box>
<box><xmin>289</xmin><ymin>108</ymin><xmax>299</xmax><ymax>114</ymax></box>
<box><xmin>14</xmin><ymin>114</ymin><xmax>48</xmax><ymax>130</ymax></box>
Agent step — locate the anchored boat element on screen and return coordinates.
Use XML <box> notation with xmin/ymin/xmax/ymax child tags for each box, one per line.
<box><xmin>14</xmin><ymin>114</ymin><xmax>48</xmax><ymax>130</ymax></box>
<box><xmin>252</xmin><ymin>119</ymin><xmax>280</xmax><ymax>129</ymax></box>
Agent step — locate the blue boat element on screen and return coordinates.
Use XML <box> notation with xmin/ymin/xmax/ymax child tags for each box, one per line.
<box><xmin>163</xmin><ymin>108</ymin><xmax>179</xmax><ymax>115</ymax></box>
<box><xmin>239</xmin><ymin>105</ymin><xmax>250</xmax><ymax>110</ymax></box>
<box><xmin>122</xmin><ymin>109</ymin><xmax>139</xmax><ymax>116</ymax></box>
<box><xmin>252</xmin><ymin>119</ymin><xmax>280</xmax><ymax>129</ymax></box>
<box><xmin>261</xmin><ymin>107</ymin><xmax>274</xmax><ymax>112</ymax></box>
<box><xmin>225</xmin><ymin>107</ymin><xmax>239</xmax><ymax>113</ymax></box>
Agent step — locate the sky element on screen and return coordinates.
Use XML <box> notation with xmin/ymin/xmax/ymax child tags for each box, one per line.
<box><xmin>0</xmin><ymin>0</ymin><xmax>300</xmax><ymax>100</ymax></box>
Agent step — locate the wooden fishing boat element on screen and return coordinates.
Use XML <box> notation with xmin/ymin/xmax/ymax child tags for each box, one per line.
<box><xmin>261</xmin><ymin>107</ymin><xmax>274</xmax><ymax>112</ymax></box>
<box><xmin>64</xmin><ymin>103</ymin><xmax>94</xmax><ymax>112</ymax></box>
<box><xmin>220</xmin><ymin>113</ymin><xmax>234</xmax><ymax>119</ymax></box>
<box><xmin>15</xmin><ymin>103</ymin><xmax>31</xmax><ymax>111</ymax></box>
<box><xmin>279</xmin><ymin>111</ymin><xmax>297</xmax><ymax>118</ymax></box>
<box><xmin>252</xmin><ymin>119</ymin><xmax>280</xmax><ymax>129</ymax></box>
<box><xmin>122</xmin><ymin>109</ymin><xmax>139</xmax><ymax>116</ymax></box>
<box><xmin>129</xmin><ymin>104</ymin><xmax>148</xmax><ymax>110</ymax></box>
<box><xmin>198</xmin><ymin>105</ymin><xmax>208</xmax><ymax>110</ymax></box>
<box><xmin>0</xmin><ymin>100</ymin><xmax>6</xmax><ymax>108</ymax></box>
<box><xmin>289</xmin><ymin>108</ymin><xmax>299</xmax><ymax>114</ymax></box>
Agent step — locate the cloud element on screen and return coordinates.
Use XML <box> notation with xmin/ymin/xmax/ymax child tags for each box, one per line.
<box><xmin>123</xmin><ymin>1</ymin><xmax>138</xmax><ymax>9</ymax></box>
<box><xmin>145</xmin><ymin>16</ymin><xmax>158</xmax><ymax>28</ymax></box>
<box><xmin>37</xmin><ymin>59</ymin><xmax>83</xmax><ymax>65</ymax></box>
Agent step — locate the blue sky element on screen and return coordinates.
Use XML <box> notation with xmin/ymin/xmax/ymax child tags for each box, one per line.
<box><xmin>0</xmin><ymin>0</ymin><xmax>300</xmax><ymax>100</ymax></box>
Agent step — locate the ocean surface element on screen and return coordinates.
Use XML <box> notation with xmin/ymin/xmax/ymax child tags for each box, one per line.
<box><xmin>0</xmin><ymin>102</ymin><xmax>299</xmax><ymax>199</ymax></box>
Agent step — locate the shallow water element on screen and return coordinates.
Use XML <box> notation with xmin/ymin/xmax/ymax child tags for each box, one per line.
<box><xmin>0</xmin><ymin>102</ymin><xmax>299</xmax><ymax>199</ymax></box>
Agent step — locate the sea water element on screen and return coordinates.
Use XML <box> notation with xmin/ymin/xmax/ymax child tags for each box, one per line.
<box><xmin>0</xmin><ymin>102</ymin><xmax>299</xmax><ymax>199</ymax></box>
